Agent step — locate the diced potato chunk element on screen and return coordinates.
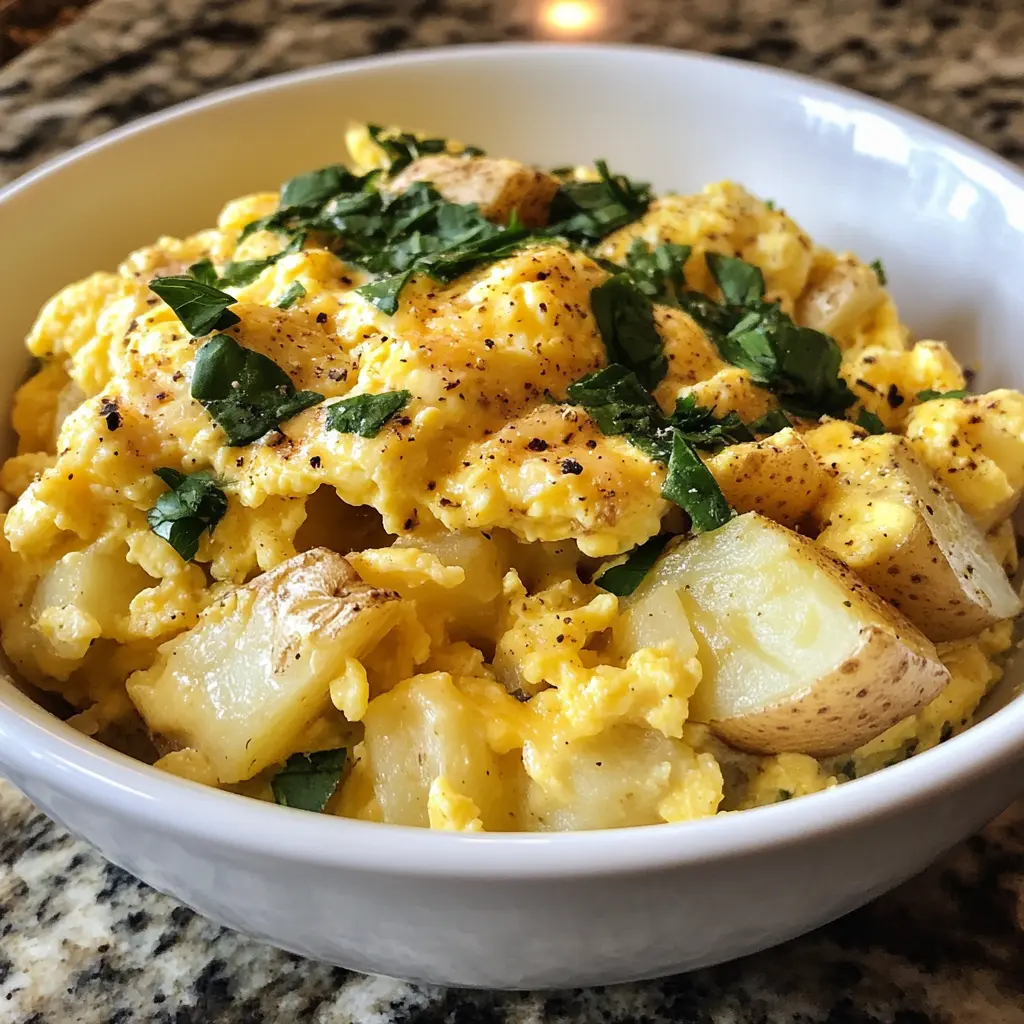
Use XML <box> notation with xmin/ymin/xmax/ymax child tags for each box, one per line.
<box><xmin>359</xmin><ymin>672</ymin><xmax>508</xmax><ymax>829</ymax></box>
<box><xmin>127</xmin><ymin>549</ymin><xmax>403</xmax><ymax>783</ymax></box>
<box><xmin>388</xmin><ymin>155</ymin><xmax>560</xmax><ymax>227</ymax></box>
<box><xmin>522</xmin><ymin>724</ymin><xmax>723</xmax><ymax>830</ymax></box>
<box><xmin>795</xmin><ymin>255</ymin><xmax>884</xmax><ymax>341</ymax></box>
<box><xmin>705</xmin><ymin>428</ymin><xmax>830</xmax><ymax>529</ymax></box>
<box><xmin>630</xmin><ymin>513</ymin><xmax>949</xmax><ymax>756</ymax></box>
<box><xmin>814</xmin><ymin>434</ymin><xmax>1021</xmax><ymax>640</ymax></box>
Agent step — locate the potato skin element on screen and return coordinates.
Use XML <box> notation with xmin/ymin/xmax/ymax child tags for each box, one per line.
<box><xmin>714</xmin><ymin>624</ymin><xmax>950</xmax><ymax>757</ymax></box>
<box><xmin>708</xmin><ymin>528</ymin><xmax>949</xmax><ymax>756</ymax></box>
<box><xmin>388</xmin><ymin>155</ymin><xmax>560</xmax><ymax>227</ymax></box>
<box><xmin>814</xmin><ymin>434</ymin><xmax>1021</xmax><ymax>641</ymax></box>
<box><xmin>705</xmin><ymin>428</ymin><xmax>831</xmax><ymax>529</ymax></box>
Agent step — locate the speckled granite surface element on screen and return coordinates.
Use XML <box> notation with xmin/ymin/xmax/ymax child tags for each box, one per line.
<box><xmin>1</xmin><ymin>1</ymin><xmax>1023</xmax><ymax>1021</ymax></box>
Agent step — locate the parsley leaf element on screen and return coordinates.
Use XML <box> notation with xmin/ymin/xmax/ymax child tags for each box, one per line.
<box><xmin>622</xmin><ymin>239</ymin><xmax>691</xmax><ymax>306</ymax></box>
<box><xmin>281</xmin><ymin>165</ymin><xmax>358</xmax><ymax>208</ymax></box>
<box><xmin>367</xmin><ymin>124</ymin><xmax>460</xmax><ymax>175</ymax></box>
<box><xmin>565</xmin><ymin>364</ymin><xmax>673</xmax><ymax>461</ymax></box>
<box><xmin>326</xmin><ymin>391</ymin><xmax>411</xmax><ymax>437</ymax></box>
<box><xmin>597</xmin><ymin>533</ymin><xmax>671</xmax><ymax>597</ymax></box>
<box><xmin>870</xmin><ymin>258</ymin><xmax>887</xmax><ymax>286</ymax></box>
<box><xmin>917</xmin><ymin>388</ymin><xmax>969</xmax><ymax>403</ymax></box>
<box><xmin>149</xmin><ymin>276</ymin><xmax>240</xmax><ymax>337</ymax></box>
<box><xmin>547</xmin><ymin>160</ymin><xmax>652</xmax><ymax>243</ymax></box>
<box><xmin>671</xmin><ymin>394</ymin><xmax>753</xmax><ymax>448</ymax></box>
<box><xmin>748</xmin><ymin>408</ymin><xmax>792</xmax><ymax>434</ymax></box>
<box><xmin>216</xmin><ymin>233</ymin><xmax>305</xmax><ymax>288</ymax></box>
<box><xmin>566</xmin><ymin>364</ymin><xmax>735</xmax><ymax>530</ymax></box>
<box><xmin>187</xmin><ymin>259</ymin><xmax>219</xmax><ymax>287</ymax></box>
<box><xmin>662</xmin><ymin>431</ymin><xmax>735</xmax><ymax>533</ymax></box>
<box><xmin>590</xmin><ymin>276</ymin><xmax>666</xmax><ymax>391</ymax></box>
<box><xmin>190</xmin><ymin>334</ymin><xmax>324</xmax><ymax>446</ymax></box>
<box><xmin>276</xmin><ymin>281</ymin><xmax>306</xmax><ymax>309</ymax></box>
<box><xmin>706</xmin><ymin>252</ymin><xmax>765</xmax><ymax>306</ymax></box>
<box><xmin>147</xmin><ymin>468</ymin><xmax>227</xmax><ymax>562</ymax></box>
<box><xmin>271</xmin><ymin>748</ymin><xmax>346</xmax><ymax>812</ymax></box>
<box><xmin>856</xmin><ymin>408</ymin><xmax>887</xmax><ymax>434</ymax></box>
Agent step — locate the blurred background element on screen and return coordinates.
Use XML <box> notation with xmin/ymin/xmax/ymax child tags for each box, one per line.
<box><xmin>1</xmin><ymin>0</ymin><xmax>1022</xmax><ymax>187</ymax></box>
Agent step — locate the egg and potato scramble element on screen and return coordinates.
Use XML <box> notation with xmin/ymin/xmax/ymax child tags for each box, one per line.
<box><xmin>1</xmin><ymin>124</ymin><xmax>1021</xmax><ymax>830</ymax></box>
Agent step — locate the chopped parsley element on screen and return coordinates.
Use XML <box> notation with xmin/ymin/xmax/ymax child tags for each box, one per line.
<box><xmin>777</xmin><ymin>788</ymin><xmax>793</xmax><ymax>801</ymax></box>
<box><xmin>566</xmin><ymin>364</ymin><xmax>735</xmax><ymax>532</ymax></box>
<box><xmin>366</xmin><ymin>124</ymin><xmax>479</xmax><ymax>175</ymax></box>
<box><xmin>748</xmin><ymin>408</ymin><xmax>792</xmax><ymax>435</ymax></box>
<box><xmin>547</xmin><ymin>160</ymin><xmax>652</xmax><ymax>244</ymax></box>
<box><xmin>190</xmin><ymin>334</ymin><xmax>324</xmax><ymax>446</ymax></box>
<box><xmin>276</xmin><ymin>281</ymin><xmax>306</xmax><ymax>309</ymax></box>
<box><xmin>146</xmin><ymin>468</ymin><xmax>227</xmax><ymax>562</ymax></box>
<box><xmin>590</xmin><ymin>275</ymin><xmax>666</xmax><ymax>391</ymax></box>
<box><xmin>148</xmin><ymin>276</ymin><xmax>240</xmax><ymax>337</ymax></box>
<box><xmin>671</xmin><ymin>394</ymin><xmax>753</xmax><ymax>448</ymax></box>
<box><xmin>621</xmin><ymin>239</ymin><xmax>691</xmax><ymax>307</ymax></box>
<box><xmin>870</xmin><ymin>258</ymin><xmax>887</xmax><ymax>286</ymax></box>
<box><xmin>326</xmin><ymin>390</ymin><xmax>411</xmax><ymax>437</ymax></box>
<box><xmin>706</xmin><ymin>252</ymin><xmax>766</xmax><ymax>306</ymax></box>
<box><xmin>271</xmin><ymin>748</ymin><xmax>347</xmax><ymax>812</ymax></box>
<box><xmin>917</xmin><ymin>388</ymin><xmax>969</xmax><ymax>403</ymax></box>
<box><xmin>215</xmin><ymin>234</ymin><xmax>306</xmax><ymax>288</ymax></box>
<box><xmin>662</xmin><ymin>430</ymin><xmax>735</xmax><ymax>533</ymax></box>
<box><xmin>597</xmin><ymin>533</ymin><xmax>672</xmax><ymax>597</ymax></box>
<box><xmin>855</xmin><ymin>408</ymin><xmax>887</xmax><ymax>434</ymax></box>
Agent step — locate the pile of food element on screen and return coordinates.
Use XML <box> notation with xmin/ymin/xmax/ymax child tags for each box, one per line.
<box><xmin>2</xmin><ymin>125</ymin><xmax>1021</xmax><ymax>830</ymax></box>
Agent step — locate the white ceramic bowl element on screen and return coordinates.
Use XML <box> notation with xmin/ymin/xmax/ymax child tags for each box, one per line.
<box><xmin>1</xmin><ymin>43</ymin><xmax>1023</xmax><ymax>990</ymax></box>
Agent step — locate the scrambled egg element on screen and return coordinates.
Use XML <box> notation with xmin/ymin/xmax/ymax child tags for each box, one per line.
<box><xmin>1</xmin><ymin>125</ymin><xmax>1020</xmax><ymax>831</ymax></box>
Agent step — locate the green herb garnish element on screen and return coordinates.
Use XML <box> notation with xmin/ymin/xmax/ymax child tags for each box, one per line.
<box><xmin>706</xmin><ymin>252</ymin><xmax>766</xmax><ymax>306</ymax></box>
<box><xmin>547</xmin><ymin>160</ymin><xmax>652</xmax><ymax>243</ymax></box>
<box><xmin>280</xmin><ymin>164</ymin><xmax>358</xmax><ymax>208</ymax></box>
<box><xmin>597</xmin><ymin>533</ymin><xmax>672</xmax><ymax>597</ymax></box>
<box><xmin>216</xmin><ymin>234</ymin><xmax>306</xmax><ymax>288</ymax></box>
<box><xmin>870</xmin><ymin>258</ymin><xmax>887</xmax><ymax>286</ymax></box>
<box><xmin>146</xmin><ymin>468</ymin><xmax>227</xmax><ymax>562</ymax></box>
<box><xmin>276</xmin><ymin>282</ymin><xmax>306</xmax><ymax>309</ymax></box>
<box><xmin>566</xmin><ymin>364</ymin><xmax>735</xmax><ymax>531</ymax></box>
<box><xmin>917</xmin><ymin>389</ymin><xmax>969</xmax><ymax>403</ymax></box>
<box><xmin>271</xmin><ymin>748</ymin><xmax>347</xmax><ymax>812</ymax></box>
<box><xmin>148</xmin><ymin>276</ymin><xmax>240</xmax><ymax>337</ymax></box>
<box><xmin>748</xmin><ymin>408</ymin><xmax>792</xmax><ymax>435</ymax></box>
<box><xmin>367</xmin><ymin>124</ymin><xmax>468</xmax><ymax>176</ymax></box>
<box><xmin>326</xmin><ymin>390</ymin><xmax>411</xmax><ymax>437</ymax></box>
<box><xmin>671</xmin><ymin>394</ymin><xmax>753</xmax><ymax>448</ymax></box>
<box><xmin>190</xmin><ymin>334</ymin><xmax>324</xmax><ymax>446</ymax></box>
<box><xmin>777</xmin><ymin>788</ymin><xmax>793</xmax><ymax>801</ymax></box>
<box><xmin>621</xmin><ymin>239</ymin><xmax>691</xmax><ymax>306</ymax></box>
<box><xmin>662</xmin><ymin>431</ymin><xmax>735</xmax><ymax>533</ymax></box>
<box><xmin>590</xmin><ymin>275</ymin><xmax>666</xmax><ymax>391</ymax></box>
<box><xmin>855</xmin><ymin>409</ymin><xmax>887</xmax><ymax>434</ymax></box>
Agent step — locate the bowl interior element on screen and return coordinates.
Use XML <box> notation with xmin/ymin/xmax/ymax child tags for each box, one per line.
<box><xmin>0</xmin><ymin>42</ymin><xmax>1021</xmax><ymax>794</ymax></box>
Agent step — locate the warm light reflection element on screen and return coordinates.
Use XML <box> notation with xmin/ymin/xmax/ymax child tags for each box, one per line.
<box><xmin>539</xmin><ymin>0</ymin><xmax>604</xmax><ymax>36</ymax></box>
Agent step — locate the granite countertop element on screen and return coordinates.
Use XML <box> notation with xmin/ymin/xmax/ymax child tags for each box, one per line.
<box><xmin>1</xmin><ymin>1</ymin><xmax>1023</xmax><ymax>1021</ymax></box>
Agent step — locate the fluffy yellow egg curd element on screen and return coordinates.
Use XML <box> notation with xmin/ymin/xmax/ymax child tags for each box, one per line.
<box><xmin>1</xmin><ymin>125</ymin><xmax>1020</xmax><ymax>830</ymax></box>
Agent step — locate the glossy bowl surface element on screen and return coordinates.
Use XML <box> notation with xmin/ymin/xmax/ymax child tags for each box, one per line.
<box><xmin>1</xmin><ymin>43</ymin><xmax>1022</xmax><ymax>989</ymax></box>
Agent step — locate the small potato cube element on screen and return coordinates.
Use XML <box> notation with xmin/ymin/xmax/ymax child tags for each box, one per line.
<box><xmin>630</xmin><ymin>512</ymin><xmax>950</xmax><ymax>756</ymax></box>
<box><xmin>705</xmin><ymin>428</ymin><xmax>830</xmax><ymax>529</ymax></box>
<box><xmin>388</xmin><ymin>155</ymin><xmax>560</xmax><ymax>227</ymax></box>
<box><xmin>815</xmin><ymin>434</ymin><xmax>1021</xmax><ymax>641</ymax></box>
<box><xmin>795</xmin><ymin>254</ymin><xmax>884</xmax><ymax>342</ymax></box>
<box><xmin>127</xmin><ymin>549</ymin><xmax>403</xmax><ymax>783</ymax></box>
<box><xmin>360</xmin><ymin>672</ymin><xmax>508</xmax><ymax>828</ymax></box>
<box><xmin>522</xmin><ymin>724</ymin><xmax>723</xmax><ymax>830</ymax></box>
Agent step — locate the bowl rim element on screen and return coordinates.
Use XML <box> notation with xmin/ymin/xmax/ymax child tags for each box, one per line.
<box><xmin>1</xmin><ymin>41</ymin><xmax>1022</xmax><ymax>879</ymax></box>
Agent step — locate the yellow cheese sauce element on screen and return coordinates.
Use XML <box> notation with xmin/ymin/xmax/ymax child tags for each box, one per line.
<box><xmin>1</xmin><ymin>125</ymin><xmax>1020</xmax><ymax>830</ymax></box>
